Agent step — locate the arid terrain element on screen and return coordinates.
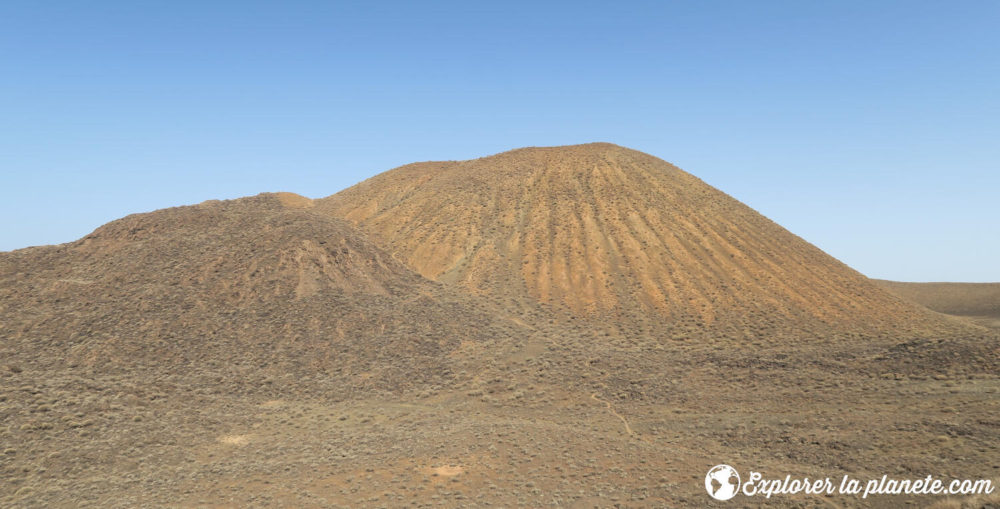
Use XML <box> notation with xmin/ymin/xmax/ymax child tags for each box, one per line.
<box><xmin>876</xmin><ymin>280</ymin><xmax>1000</xmax><ymax>331</ymax></box>
<box><xmin>2</xmin><ymin>144</ymin><xmax>998</xmax><ymax>507</ymax></box>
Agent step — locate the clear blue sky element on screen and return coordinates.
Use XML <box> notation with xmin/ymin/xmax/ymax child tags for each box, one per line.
<box><xmin>1</xmin><ymin>1</ymin><xmax>997</xmax><ymax>281</ymax></box>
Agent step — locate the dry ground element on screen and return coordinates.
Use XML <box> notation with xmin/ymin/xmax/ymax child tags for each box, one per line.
<box><xmin>3</xmin><ymin>317</ymin><xmax>998</xmax><ymax>507</ymax></box>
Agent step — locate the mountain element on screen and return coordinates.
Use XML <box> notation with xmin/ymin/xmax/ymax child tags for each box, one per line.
<box><xmin>318</xmin><ymin>143</ymin><xmax>964</xmax><ymax>338</ymax></box>
<box><xmin>0</xmin><ymin>192</ymin><xmax>532</xmax><ymax>394</ymax></box>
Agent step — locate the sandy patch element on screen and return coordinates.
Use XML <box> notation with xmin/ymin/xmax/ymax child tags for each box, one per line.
<box><xmin>218</xmin><ymin>434</ymin><xmax>252</xmax><ymax>446</ymax></box>
<box><xmin>432</xmin><ymin>465</ymin><xmax>463</xmax><ymax>476</ymax></box>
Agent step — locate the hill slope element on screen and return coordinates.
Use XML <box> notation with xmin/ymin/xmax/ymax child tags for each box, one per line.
<box><xmin>0</xmin><ymin>193</ymin><xmax>530</xmax><ymax>393</ymax></box>
<box><xmin>318</xmin><ymin>143</ymin><xmax>961</xmax><ymax>336</ymax></box>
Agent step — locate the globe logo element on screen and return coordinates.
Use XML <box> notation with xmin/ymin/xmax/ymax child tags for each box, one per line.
<box><xmin>705</xmin><ymin>464</ymin><xmax>741</xmax><ymax>501</ymax></box>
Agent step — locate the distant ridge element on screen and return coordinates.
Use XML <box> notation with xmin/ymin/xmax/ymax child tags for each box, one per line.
<box><xmin>875</xmin><ymin>280</ymin><xmax>1000</xmax><ymax>319</ymax></box>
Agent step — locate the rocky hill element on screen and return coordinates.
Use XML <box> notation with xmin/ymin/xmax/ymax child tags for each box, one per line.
<box><xmin>319</xmin><ymin>143</ymin><xmax>970</xmax><ymax>340</ymax></box>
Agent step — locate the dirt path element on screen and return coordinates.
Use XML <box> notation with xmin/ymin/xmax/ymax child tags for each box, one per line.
<box><xmin>590</xmin><ymin>392</ymin><xmax>635</xmax><ymax>436</ymax></box>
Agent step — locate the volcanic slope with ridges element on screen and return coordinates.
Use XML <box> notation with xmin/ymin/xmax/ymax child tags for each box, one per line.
<box><xmin>318</xmin><ymin>143</ymin><xmax>970</xmax><ymax>337</ymax></box>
